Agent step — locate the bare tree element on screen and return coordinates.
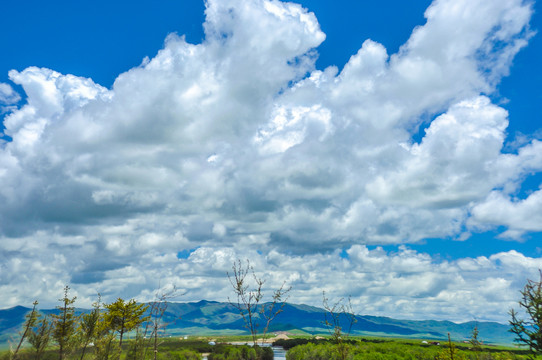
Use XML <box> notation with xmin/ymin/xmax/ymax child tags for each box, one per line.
<box><xmin>228</xmin><ymin>259</ymin><xmax>290</xmax><ymax>346</ymax></box>
<box><xmin>322</xmin><ymin>291</ymin><xmax>357</xmax><ymax>360</ymax></box>
<box><xmin>260</xmin><ymin>282</ymin><xmax>290</xmax><ymax>345</ymax></box>
<box><xmin>141</xmin><ymin>285</ymin><xmax>183</xmax><ymax>360</ymax></box>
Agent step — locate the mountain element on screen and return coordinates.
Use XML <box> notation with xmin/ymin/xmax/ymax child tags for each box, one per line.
<box><xmin>0</xmin><ymin>300</ymin><xmax>515</xmax><ymax>346</ymax></box>
<box><xmin>0</xmin><ymin>306</ymin><xmax>29</xmax><ymax>336</ymax></box>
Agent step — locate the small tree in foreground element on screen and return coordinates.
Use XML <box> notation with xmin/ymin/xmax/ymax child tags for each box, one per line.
<box><xmin>12</xmin><ymin>301</ymin><xmax>40</xmax><ymax>360</ymax></box>
<box><xmin>469</xmin><ymin>324</ymin><xmax>482</xmax><ymax>352</ymax></box>
<box><xmin>322</xmin><ymin>292</ymin><xmax>357</xmax><ymax>360</ymax></box>
<box><xmin>509</xmin><ymin>271</ymin><xmax>542</xmax><ymax>358</ymax></box>
<box><xmin>104</xmin><ymin>298</ymin><xmax>149</xmax><ymax>349</ymax></box>
<box><xmin>28</xmin><ymin>314</ymin><xmax>52</xmax><ymax>360</ymax></box>
<box><xmin>77</xmin><ymin>295</ymin><xmax>102</xmax><ymax>360</ymax></box>
<box><xmin>228</xmin><ymin>259</ymin><xmax>290</xmax><ymax>346</ymax></box>
<box><xmin>436</xmin><ymin>333</ymin><xmax>459</xmax><ymax>360</ymax></box>
<box><xmin>141</xmin><ymin>285</ymin><xmax>183</xmax><ymax>360</ymax></box>
<box><xmin>52</xmin><ymin>286</ymin><xmax>78</xmax><ymax>360</ymax></box>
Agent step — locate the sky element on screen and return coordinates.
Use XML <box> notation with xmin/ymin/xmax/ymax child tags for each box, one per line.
<box><xmin>1</xmin><ymin>0</ymin><xmax>542</xmax><ymax>324</ymax></box>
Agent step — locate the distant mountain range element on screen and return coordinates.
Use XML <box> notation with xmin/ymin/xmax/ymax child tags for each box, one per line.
<box><xmin>0</xmin><ymin>300</ymin><xmax>516</xmax><ymax>346</ymax></box>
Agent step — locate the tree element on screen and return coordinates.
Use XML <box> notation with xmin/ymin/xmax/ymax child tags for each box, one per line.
<box><xmin>260</xmin><ymin>281</ymin><xmax>290</xmax><ymax>345</ymax></box>
<box><xmin>228</xmin><ymin>259</ymin><xmax>290</xmax><ymax>346</ymax></box>
<box><xmin>141</xmin><ymin>285</ymin><xmax>183</xmax><ymax>360</ymax></box>
<box><xmin>12</xmin><ymin>300</ymin><xmax>40</xmax><ymax>360</ymax></box>
<box><xmin>322</xmin><ymin>291</ymin><xmax>357</xmax><ymax>360</ymax></box>
<box><xmin>509</xmin><ymin>271</ymin><xmax>542</xmax><ymax>358</ymax></box>
<box><xmin>51</xmin><ymin>286</ymin><xmax>78</xmax><ymax>360</ymax></box>
<box><xmin>469</xmin><ymin>324</ymin><xmax>482</xmax><ymax>352</ymax></box>
<box><xmin>445</xmin><ymin>333</ymin><xmax>458</xmax><ymax>360</ymax></box>
<box><xmin>28</xmin><ymin>315</ymin><xmax>52</xmax><ymax>360</ymax></box>
<box><xmin>77</xmin><ymin>295</ymin><xmax>102</xmax><ymax>360</ymax></box>
<box><xmin>228</xmin><ymin>259</ymin><xmax>264</xmax><ymax>346</ymax></box>
<box><xmin>93</xmin><ymin>318</ymin><xmax>118</xmax><ymax>360</ymax></box>
<box><xmin>104</xmin><ymin>298</ymin><xmax>149</xmax><ymax>349</ymax></box>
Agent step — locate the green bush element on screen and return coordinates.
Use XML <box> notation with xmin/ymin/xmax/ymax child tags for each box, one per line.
<box><xmin>156</xmin><ymin>349</ymin><xmax>203</xmax><ymax>360</ymax></box>
<box><xmin>256</xmin><ymin>346</ymin><xmax>273</xmax><ymax>360</ymax></box>
<box><xmin>208</xmin><ymin>344</ymin><xmax>272</xmax><ymax>360</ymax></box>
<box><xmin>174</xmin><ymin>349</ymin><xmax>203</xmax><ymax>360</ymax></box>
<box><xmin>286</xmin><ymin>343</ymin><xmax>345</xmax><ymax>360</ymax></box>
<box><xmin>284</xmin><ymin>340</ymin><xmax>532</xmax><ymax>360</ymax></box>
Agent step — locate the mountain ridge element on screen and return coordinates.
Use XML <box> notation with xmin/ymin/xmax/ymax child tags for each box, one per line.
<box><xmin>0</xmin><ymin>300</ymin><xmax>515</xmax><ymax>345</ymax></box>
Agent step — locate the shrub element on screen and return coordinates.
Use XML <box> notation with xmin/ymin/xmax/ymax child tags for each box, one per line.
<box><xmin>175</xmin><ymin>349</ymin><xmax>203</xmax><ymax>360</ymax></box>
<box><xmin>286</xmin><ymin>342</ymin><xmax>346</xmax><ymax>360</ymax></box>
<box><xmin>208</xmin><ymin>344</ymin><xmax>272</xmax><ymax>360</ymax></box>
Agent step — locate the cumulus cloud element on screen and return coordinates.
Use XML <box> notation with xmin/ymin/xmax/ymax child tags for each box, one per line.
<box><xmin>0</xmin><ymin>0</ymin><xmax>540</xmax><ymax>321</ymax></box>
<box><xmin>471</xmin><ymin>189</ymin><xmax>542</xmax><ymax>238</ymax></box>
<box><xmin>2</xmin><ymin>240</ymin><xmax>539</xmax><ymax>322</ymax></box>
<box><xmin>0</xmin><ymin>83</ymin><xmax>21</xmax><ymax>105</ymax></box>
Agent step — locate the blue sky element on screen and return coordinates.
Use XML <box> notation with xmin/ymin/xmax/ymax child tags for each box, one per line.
<box><xmin>0</xmin><ymin>1</ymin><xmax>434</xmax><ymax>88</ymax></box>
<box><xmin>1</xmin><ymin>0</ymin><xmax>542</xmax><ymax>323</ymax></box>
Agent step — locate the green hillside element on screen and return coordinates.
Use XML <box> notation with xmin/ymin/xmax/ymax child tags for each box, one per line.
<box><xmin>0</xmin><ymin>300</ymin><xmax>515</xmax><ymax>346</ymax></box>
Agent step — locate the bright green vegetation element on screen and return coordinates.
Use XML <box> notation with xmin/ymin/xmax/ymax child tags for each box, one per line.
<box><xmin>3</xmin><ymin>288</ymin><xmax>162</xmax><ymax>360</ymax></box>
<box><xmin>277</xmin><ymin>338</ymin><xmax>531</xmax><ymax>360</ymax></box>
<box><xmin>0</xmin><ymin>339</ymin><xmax>202</xmax><ymax>360</ymax></box>
<box><xmin>509</xmin><ymin>271</ymin><xmax>542</xmax><ymax>357</ymax></box>
<box><xmin>207</xmin><ymin>344</ymin><xmax>272</xmax><ymax>360</ymax></box>
<box><xmin>0</xmin><ymin>338</ymin><xmax>276</xmax><ymax>360</ymax></box>
<box><xmin>3</xmin><ymin>336</ymin><xmax>531</xmax><ymax>360</ymax></box>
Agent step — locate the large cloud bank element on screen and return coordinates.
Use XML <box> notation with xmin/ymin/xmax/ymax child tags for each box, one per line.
<box><xmin>1</xmin><ymin>0</ymin><xmax>541</xmax><ymax>322</ymax></box>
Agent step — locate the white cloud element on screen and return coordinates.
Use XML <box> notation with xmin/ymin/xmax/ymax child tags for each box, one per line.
<box><xmin>0</xmin><ymin>0</ymin><xmax>540</xmax><ymax>322</ymax></box>
<box><xmin>0</xmin><ymin>83</ymin><xmax>21</xmax><ymax>105</ymax></box>
<box><xmin>366</xmin><ymin>97</ymin><xmax>508</xmax><ymax>209</ymax></box>
<box><xmin>471</xmin><ymin>189</ymin><xmax>542</xmax><ymax>238</ymax></box>
<box><xmin>3</xmin><ymin>242</ymin><xmax>535</xmax><ymax>322</ymax></box>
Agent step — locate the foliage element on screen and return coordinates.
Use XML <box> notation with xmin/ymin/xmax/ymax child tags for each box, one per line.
<box><xmin>28</xmin><ymin>315</ymin><xmax>52</xmax><ymax>360</ymax></box>
<box><xmin>77</xmin><ymin>295</ymin><xmax>101</xmax><ymax>360</ymax></box>
<box><xmin>2</xmin><ymin>288</ymin><xmax>154</xmax><ymax>360</ymax></box>
<box><xmin>151</xmin><ymin>339</ymin><xmax>214</xmax><ymax>354</ymax></box>
<box><xmin>284</xmin><ymin>339</ymin><xmax>531</xmax><ymax>360</ymax></box>
<box><xmin>208</xmin><ymin>344</ymin><xmax>272</xmax><ymax>360</ymax></box>
<box><xmin>509</xmin><ymin>271</ymin><xmax>542</xmax><ymax>358</ymax></box>
<box><xmin>274</xmin><ymin>337</ymin><xmax>356</xmax><ymax>350</ymax></box>
<box><xmin>125</xmin><ymin>330</ymin><xmax>146</xmax><ymax>360</ymax></box>
<box><xmin>273</xmin><ymin>338</ymin><xmax>316</xmax><ymax>350</ymax></box>
<box><xmin>51</xmin><ymin>286</ymin><xmax>78</xmax><ymax>360</ymax></box>
<box><xmin>12</xmin><ymin>301</ymin><xmax>40</xmax><ymax>360</ymax></box>
<box><xmin>157</xmin><ymin>349</ymin><xmax>201</xmax><ymax>360</ymax></box>
<box><xmin>1</xmin><ymin>335</ymin><xmax>534</xmax><ymax>360</ymax></box>
<box><xmin>286</xmin><ymin>342</ymin><xmax>350</xmax><ymax>360</ymax></box>
<box><xmin>436</xmin><ymin>333</ymin><xmax>459</xmax><ymax>360</ymax></box>
<box><xmin>469</xmin><ymin>325</ymin><xmax>482</xmax><ymax>352</ymax></box>
<box><xmin>92</xmin><ymin>325</ymin><xmax>118</xmax><ymax>360</ymax></box>
<box><xmin>103</xmin><ymin>298</ymin><xmax>149</xmax><ymax>349</ymax></box>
